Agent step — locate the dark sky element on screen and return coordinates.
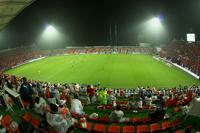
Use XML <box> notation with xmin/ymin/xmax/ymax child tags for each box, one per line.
<box><xmin>0</xmin><ymin>0</ymin><xmax>200</xmax><ymax>49</ymax></box>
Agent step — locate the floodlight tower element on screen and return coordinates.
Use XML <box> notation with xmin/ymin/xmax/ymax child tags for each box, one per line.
<box><xmin>43</xmin><ymin>25</ymin><xmax>58</xmax><ymax>55</ymax></box>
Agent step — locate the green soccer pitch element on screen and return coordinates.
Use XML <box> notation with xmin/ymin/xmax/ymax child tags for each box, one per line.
<box><xmin>5</xmin><ymin>54</ymin><xmax>200</xmax><ymax>88</ymax></box>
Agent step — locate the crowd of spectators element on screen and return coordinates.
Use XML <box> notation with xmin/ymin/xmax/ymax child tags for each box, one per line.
<box><xmin>0</xmin><ymin>46</ymin><xmax>156</xmax><ymax>72</ymax></box>
<box><xmin>0</xmin><ymin>73</ymin><xmax>199</xmax><ymax>132</ymax></box>
<box><xmin>0</xmin><ymin>45</ymin><xmax>199</xmax><ymax>132</ymax></box>
<box><xmin>160</xmin><ymin>41</ymin><xmax>200</xmax><ymax>76</ymax></box>
<box><xmin>65</xmin><ymin>46</ymin><xmax>156</xmax><ymax>55</ymax></box>
<box><xmin>0</xmin><ymin>47</ymin><xmax>50</xmax><ymax>71</ymax></box>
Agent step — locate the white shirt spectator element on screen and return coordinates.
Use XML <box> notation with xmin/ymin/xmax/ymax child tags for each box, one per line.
<box><xmin>70</xmin><ymin>98</ymin><xmax>84</xmax><ymax>115</ymax></box>
<box><xmin>110</xmin><ymin>110</ymin><xmax>124</xmax><ymax>122</ymax></box>
<box><xmin>138</xmin><ymin>100</ymin><xmax>143</xmax><ymax>109</ymax></box>
<box><xmin>152</xmin><ymin>95</ymin><xmax>158</xmax><ymax>101</ymax></box>
<box><xmin>34</xmin><ymin>97</ymin><xmax>46</xmax><ymax>115</ymax></box>
<box><xmin>146</xmin><ymin>96</ymin><xmax>152</xmax><ymax>106</ymax></box>
<box><xmin>46</xmin><ymin>112</ymin><xmax>72</xmax><ymax>133</ymax></box>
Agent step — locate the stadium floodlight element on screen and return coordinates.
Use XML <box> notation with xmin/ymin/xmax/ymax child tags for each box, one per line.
<box><xmin>41</xmin><ymin>24</ymin><xmax>60</xmax><ymax>42</ymax></box>
<box><xmin>44</xmin><ymin>25</ymin><xmax>58</xmax><ymax>37</ymax></box>
<box><xmin>149</xmin><ymin>17</ymin><xmax>161</xmax><ymax>29</ymax></box>
<box><xmin>38</xmin><ymin>24</ymin><xmax>64</xmax><ymax>48</ymax></box>
<box><xmin>46</xmin><ymin>25</ymin><xmax>56</xmax><ymax>33</ymax></box>
<box><xmin>139</xmin><ymin>16</ymin><xmax>165</xmax><ymax>44</ymax></box>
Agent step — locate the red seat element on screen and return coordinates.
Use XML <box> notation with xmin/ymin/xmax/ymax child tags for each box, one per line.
<box><xmin>150</xmin><ymin>123</ymin><xmax>161</xmax><ymax>132</ymax></box>
<box><xmin>165</xmin><ymin>99</ymin><xmax>176</xmax><ymax>107</ymax></box>
<box><xmin>108</xmin><ymin>125</ymin><xmax>121</xmax><ymax>133</ymax></box>
<box><xmin>86</xmin><ymin>122</ymin><xmax>93</xmax><ymax>131</ymax></box>
<box><xmin>81</xmin><ymin>122</ymin><xmax>93</xmax><ymax>131</ymax></box>
<box><xmin>83</xmin><ymin>113</ymin><xmax>88</xmax><ymax>118</ymax></box>
<box><xmin>105</xmin><ymin>105</ymin><xmax>113</xmax><ymax>110</ymax></box>
<box><xmin>97</xmin><ymin>106</ymin><xmax>105</xmax><ymax>110</ymax></box>
<box><xmin>71</xmin><ymin>112</ymin><xmax>79</xmax><ymax>118</ymax></box>
<box><xmin>89</xmin><ymin>116</ymin><xmax>99</xmax><ymax>121</ymax></box>
<box><xmin>161</xmin><ymin>121</ymin><xmax>171</xmax><ymax>130</ymax></box>
<box><xmin>133</xmin><ymin>117</ymin><xmax>142</xmax><ymax>124</ymax></box>
<box><xmin>137</xmin><ymin>125</ymin><xmax>149</xmax><ymax>133</ymax></box>
<box><xmin>1</xmin><ymin>115</ymin><xmax>12</xmax><ymax>129</ymax></box>
<box><xmin>31</xmin><ymin>118</ymin><xmax>41</xmax><ymax>128</ymax></box>
<box><xmin>21</xmin><ymin>113</ymin><xmax>32</xmax><ymax>122</ymax></box>
<box><xmin>123</xmin><ymin>126</ymin><xmax>135</xmax><ymax>133</ymax></box>
<box><xmin>93</xmin><ymin>124</ymin><xmax>106</xmax><ymax>133</ymax></box>
<box><xmin>172</xmin><ymin>120</ymin><xmax>181</xmax><ymax>129</ymax></box>
<box><xmin>143</xmin><ymin>117</ymin><xmax>151</xmax><ymax>124</ymax></box>
<box><xmin>174</xmin><ymin>130</ymin><xmax>185</xmax><ymax>133</ymax></box>
<box><xmin>99</xmin><ymin>116</ymin><xmax>109</xmax><ymax>123</ymax></box>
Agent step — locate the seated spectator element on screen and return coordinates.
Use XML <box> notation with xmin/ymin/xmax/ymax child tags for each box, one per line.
<box><xmin>19</xmin><ymin>77</ymin><xmax>34</xmax><ymax>108</ymax></box>
<box><xmin>129</xmin><ymin>95</ymin><xmax>137</xmax><ymax>109</ymax></box>
<box><xmin>34</xmin><ymin>96</ymin><xmax>46</xmax><ymax>115</ymax></box>
<box><xmin>60</xmin><ymin>88</ymin><xmax>71</xmax><ymax>104</ymax></box>
<box><xmin>108</xmin><ymin>93</ymin><xmax>117</xmax><ymax>105</ymax></box>
<box><xmin>70</xmin><ymin>94</ymin><xmax>84</xmax><ymax>115</ymax></box>
<box><xmin>92</xmin><ymin>88</ymin><xmax>97</xmax><ymax>102</ymax></box>
<box><xmin>74</xmin><ymin>83</ymin><xmax>80</xmax><ymax>93</ymax></box>
<box><xmin>44</xmin><ymin>86</ymin><xmax>51</xmax><ymax>99</ymax></box>
<box><xmin>109</xmin><ymin>104</ymin><xmax>129</xmax><ymax>122</ymax></box>
<box><xmin>59</xmin><ymin>100</ymin><xmax>71</xmax><ymax>118</ymax></box>
<box><xmin>87</xmin><ymin>85</ymin><xmax>96</xmax><ymax>104</ymax></box>
<box><xmin>46</xmin><ymin>103</ymin><xmax>74</xmax><ymax>133</ymax></box>
<box><xmin>182</xmin><ymin>104</ymin><xmax>191</xmax><ymax>115</ymax></box>
<box><xmin>149</xmin><ymin>104</ymin><xmax>167</xmax><ymax>121</ymax></box>
<box><xmin>146</xmin><ymin>95</ymin><xmax>153</xmax><ymax>106</ymax></box>
<box><xmin>99</xmin><ymin>88</ymin><xmax>108</xmax><ymax>105</ymax></box>
<box><xmin>137</xmin><ymin>98</ymin><xmax>143</xmax><ymax>109</ymax></box>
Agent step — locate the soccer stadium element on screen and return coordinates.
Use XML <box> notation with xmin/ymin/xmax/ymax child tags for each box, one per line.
<box><xmin>0</xmin><ymin>0</ymin><xmax>200</xmax><ymax>133</ymax></box>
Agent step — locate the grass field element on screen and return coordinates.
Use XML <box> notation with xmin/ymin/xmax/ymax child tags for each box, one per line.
<box><xmin>5</xmin><ymin>54</ymin><xmax>200</xmax><ymax>88</ymax></box>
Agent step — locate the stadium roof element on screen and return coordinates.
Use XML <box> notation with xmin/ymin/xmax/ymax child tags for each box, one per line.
<box><xmin>0</xmin><ymin>0</ymin><xmax>35</xmax><ymax>31</ymax></box>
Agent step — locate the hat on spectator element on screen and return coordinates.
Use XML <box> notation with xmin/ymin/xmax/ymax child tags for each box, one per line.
<box><xmin>59</xmin><ymin>100</ymin><xmax>66</xmax><ymax>106</ymax></box>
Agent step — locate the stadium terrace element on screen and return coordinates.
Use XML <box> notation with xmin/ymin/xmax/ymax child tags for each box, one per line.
<box><xmin>1</xmin><ymin>0</ymin><xmax>200</xmax><ymax>133</ymax></box>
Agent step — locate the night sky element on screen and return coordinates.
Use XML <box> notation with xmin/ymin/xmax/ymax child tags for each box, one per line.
<box><xmin>0</xmin><ymin>0</ymin><xmax>200</xmax><ymax>49</ymax></box>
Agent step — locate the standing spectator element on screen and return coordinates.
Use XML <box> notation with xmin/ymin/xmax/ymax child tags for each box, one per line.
<box><xmin>19</xmin><ymin>77</ymin><xmax>34</xmax><ymax>108</ymax></box>
<box><xmin>109</xmin><ymin>105</ymin><xmax>129</xmax><ymax>122</ymax></box>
